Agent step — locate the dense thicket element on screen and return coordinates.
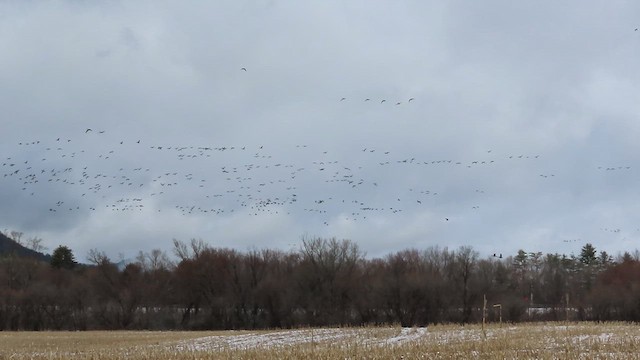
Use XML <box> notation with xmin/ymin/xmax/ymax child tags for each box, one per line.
<box><xmin>0</xmin><ymin>234</ymin><xmax>638</xmax><ymax>330</ymax></box>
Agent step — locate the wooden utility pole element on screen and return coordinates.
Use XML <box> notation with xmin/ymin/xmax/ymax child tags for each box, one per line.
<box><xmin>482</xmin><ymin>294</ymin><xmax>487</xmax><ymax>338</ymax></box>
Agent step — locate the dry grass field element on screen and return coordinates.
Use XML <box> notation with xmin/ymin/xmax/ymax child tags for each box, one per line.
<box><xmin>2</xmin><ymin>322</ymin><xmax>640</xmax><ymax>359</ymax></box>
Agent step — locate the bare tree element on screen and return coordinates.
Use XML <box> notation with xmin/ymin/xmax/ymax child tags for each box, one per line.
<box><xmin>136</xmin><ymin>249</ymin><xmax>173</xmax><ymax>272</ymax></box>
<box><xmin>172</xmin><ymin>238</ymin><xmax>209</xmax><ymax>261</ymax></box>
<box><xmin>25</xmin><ymin>236</ymin><xmax>47</xmax><ymax>253</ymax></box>
<box><xmin>87</xmin><ymin>248</ymin><xmax>111</xmax><ymax>266</ymax></box>
<box><xmin>451</xmin><ymin>246</ymin><xmax>479</xmax><ymax>323</ymax></box>
<box><xmin>9</xmin><ymin>231</ymin><xmax>24</xmax><ymax>245</ymax></box>
<box><xmin>298</xmin><ymin>236</ymin><xmax>364</xmax><ymax>325</ymax></box>
<box><xmin>172</xmin><ymin>238</ymin><xmax>190</xmax><ymax>261</ymax></box>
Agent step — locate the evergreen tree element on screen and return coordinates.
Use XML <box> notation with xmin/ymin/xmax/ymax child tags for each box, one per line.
<box><xmin>50</xmin><ymin>245</ymin><xmax>77</xmax><ymax>270</ymax></box>
<box><xmin>579</xmin><ymin>243</ymin><xmax>597</xmax><ymax>266</ymax></box>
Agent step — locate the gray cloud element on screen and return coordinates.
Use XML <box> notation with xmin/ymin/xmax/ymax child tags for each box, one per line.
<box><xmin>2</xmin><ymin>1</ymin><xmax>640</xmax><ymax>260</ymax></box>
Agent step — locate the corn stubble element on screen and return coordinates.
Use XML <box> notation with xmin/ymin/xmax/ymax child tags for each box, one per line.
<box><xmin>2</xmin><ymin>323</ymin><xmax>640</xmax><ymax>359</ymax></box>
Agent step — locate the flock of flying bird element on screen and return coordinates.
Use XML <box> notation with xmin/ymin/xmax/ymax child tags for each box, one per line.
<box><xmin>2</xmin><ymin>129</ymin><xmax>509</xmax><ymax>220</ymax></box>
<box><xmin>2</xmin><ymin>123</ymin><xmax>635</xmax><ymax>247</ymax></box>
<box><xmin>339</xmin><ymin>97</ymin><xmax>415</xmax><ymax>106</ymax></box>
<box><xmin>3</xmin><ymin>131</ymin><xmax>471</xmax><ymax>222</ymax></box>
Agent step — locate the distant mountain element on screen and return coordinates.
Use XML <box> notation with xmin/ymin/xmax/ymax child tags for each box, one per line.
<box><xmin>0</xmin><ymin>232</ymin><xmax>52</xmax><ymax>262</ymax></box>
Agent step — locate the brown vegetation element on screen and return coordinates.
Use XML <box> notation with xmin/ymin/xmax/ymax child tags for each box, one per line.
<box><xmin>1</xmin><ymin>231</ymin><xmax>639</xmax><ymax>330</ymax></box>
<box><xmin>2</xmin><ymin>323</ymin><xmax>640</xmax><ymax>359</ymax></box>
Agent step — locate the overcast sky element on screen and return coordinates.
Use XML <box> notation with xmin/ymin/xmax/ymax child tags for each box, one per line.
<box><xmin>2</xmin><ymin>1</ymin><xmax>640</xmax><ymax>261</ymax></box>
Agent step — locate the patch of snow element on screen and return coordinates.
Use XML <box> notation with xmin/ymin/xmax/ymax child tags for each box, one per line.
<box><xmin>362</xmin><ymin>327</ymin><xmax>428</xmax><ymax>347</ymax></box>
<box><xmin>171</xmin><ymin>327</ymin><xmax>429</xmax><ymax>352</ymax></box>
<box><xmin>572</xmin><ymin>332</ymin><xmax>615</xmax><ymax>344</ymax></box>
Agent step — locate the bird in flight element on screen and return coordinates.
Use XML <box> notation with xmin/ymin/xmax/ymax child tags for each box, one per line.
<box><xmin>241</xmin><ymin>67</ymin><xmax>247</xmax><ymax>71</ymax></box>
<box><xmin>85</xmin><ymin>129</ymin><xmax>92</xmax><ymax>133</ymax></box>
<box><xmin>340</xmin><ymin>97</ymin><xmax>346</xmax><ymax>101</ymax></box>
<box><xmin>381</xmin><ymin>99</ymin><xmax>386</xmax><ymax>103</ymax></box>
<box><xmin>408</xmin><ymin>98</ymin><xmax>414</xmax><ymax>102</ymax></box>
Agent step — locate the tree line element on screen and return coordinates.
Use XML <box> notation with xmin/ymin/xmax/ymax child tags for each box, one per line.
<box><xmin>1</xmin><ymin>233</ymin><xmax>639</xmax><ymax>331</ymax></box>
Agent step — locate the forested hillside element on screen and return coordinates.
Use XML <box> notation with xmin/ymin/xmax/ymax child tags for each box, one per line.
<box><xmin>0</xmin><ymin>231</ymin><xmax>51</xmax><ymax>262</ymax></box>
<box><xmin>0</xmin><ymin>235</ymin><xmax>639</xmax><ymax>330</ymax></box>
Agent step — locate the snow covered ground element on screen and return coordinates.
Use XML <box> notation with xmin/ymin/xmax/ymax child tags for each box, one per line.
<box><xmin>166</xmin><ymin>323</ymin><xmax>640</xmax><ymax>355</ymax></box>
<box><xmin>171</xmin><ymin>327</ymin><xmax>428</xmax><ymax>352</ymax></box>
